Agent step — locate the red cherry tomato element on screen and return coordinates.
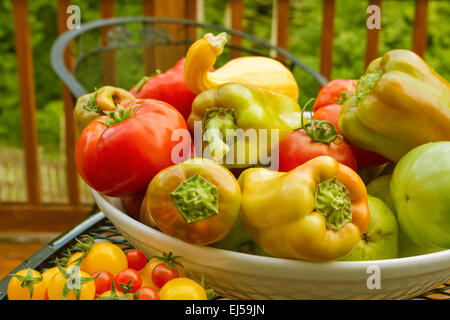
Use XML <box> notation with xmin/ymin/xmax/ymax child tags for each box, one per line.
<box><xmin>91</xmin><ymin>270</ymin><xmax>114</xmax><ymax>295</ymax></box>
<box><xmin>152</xmin><ymin>264</ymin><xmax>179</xmax><ymax>289</ymax></box>
<box><xmin>115</xmin><ymin>268</ymin><xmax>142</xmax><ymax>294</ymax></box>
<box><xmin>126</xmin><ymin>249</ymin><xmax>147</xmax><ymax>271</ymax></box>
<box><xmin>134</xmin><ymin>287</ymin><xmax>160</xmax><ymax>300</ymax></box>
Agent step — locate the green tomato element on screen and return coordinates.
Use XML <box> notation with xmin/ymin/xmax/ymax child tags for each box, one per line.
<box><xmin>339</xmin><ymin>196</ymin><xmax>398</xmax><ymax>261</ymax></box>
<box><xmin>390</xmin><ymin>142</ymin><xmax>450</xmax><ymax>249</ymax></box>
<box><xmin>366</xmin><ymin>174</ymin><xmax>394</xmax><ymax>210</ymax></box>
<box><xmin>367</xmin><ymin>173</ymin><xmax>443</xmax><ymax>257</ymax></box>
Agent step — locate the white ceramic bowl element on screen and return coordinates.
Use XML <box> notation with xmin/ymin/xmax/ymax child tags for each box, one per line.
<box><xmin>93</xmin><ymin>190</ymin><xmax>450</xmax><ymax>300</ymax></box>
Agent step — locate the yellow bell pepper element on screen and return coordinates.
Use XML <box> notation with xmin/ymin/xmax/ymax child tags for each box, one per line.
<box><xmin>184</xmin><ymin>32</ymin><xmax>299</xmax><ymax>101</ymax></box>
<box><xmin>238</xmin><ymin>156</ymin><xmax>370</xmax><ymax>261</ymax></box>
<box><xmin>188</xmin><ymin>82</ymin><xmax>301</xmax><ymax>168</ymax></box>
<box><xmin>339</xmin><ymin>49</ymin><xmax>450</xmax><ymax>162</ymax></box>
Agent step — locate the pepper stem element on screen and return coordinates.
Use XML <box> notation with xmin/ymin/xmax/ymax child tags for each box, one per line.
<box><xmin>202</xmin><ymin>108</ymin><xmax>237</xmax><ymax>161</ymax></box>
<box><xmin>134</xmin><ymin>76</ymin><xmax>150</xmax><ymax>93</ymax></box>
<box><xmin>96</xmin><ymin>87</ymin><xmax>135</xmax><ymax>111</ymax></box>
<box><xmin>204</xmin><ymin>32</ymin><xmax>227</xmax><ymax>55</ymax></box>
<box><xmin>133</xmin><ymin>69</ymin><xmax>162</xmax><ymax>93</ymax></box>
<box><xmin>315</xmin><ymin>178</ymin><xmax>352</xmax><ymax>230</ymax></box>
<box><xmin>171</xmin><ymin>174</ymin><xmax>219</xmax><ymax>224</ymax></box>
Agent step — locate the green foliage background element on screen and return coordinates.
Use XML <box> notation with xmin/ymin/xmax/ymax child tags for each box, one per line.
<box><xmin>0</xmin><ymin>0</ymin><xmax>448</xmax><ymax>155</ymax></box>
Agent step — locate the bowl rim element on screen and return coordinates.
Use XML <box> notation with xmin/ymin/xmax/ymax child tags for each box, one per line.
<box><xmin>93</xmin><ymin>190</ymin><xmax>450</xmax><ymax>282</ymax></box>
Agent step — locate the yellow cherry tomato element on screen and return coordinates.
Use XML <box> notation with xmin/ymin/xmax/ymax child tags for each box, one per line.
<box><xmin>140</xmin><ymin>274</ymin><xmax>160</xmax><ymax>291</ymax></box>
<box><xmin>81</xmin><ymin>242</ymin><xmax>128</xmax><ymax>277</ymax></box>
<box><xmin>41</xmin><ymin>266</ymin><xmax>60</xmax><ymax>300</ymax></box>
<box><xmin>159</xmin><ymin>278</ymin><xmax>207</xmax><ymax>300</ymax></box>
<box><xmin>97</xmin><ymin>290</ymin><xmax>133</xmax><ymax>300</ymax></box>
<box><xmin>66</xmin><ymin>251</ymin><xmax>87</xmax><ymax>269</ymax></box>
<box><xmin>7</xmin><ymin>268</ymin><xmax>46</xmax><ymax>300</ymax></box>
<box><xmin>140</xmin><ymin>258</ymin><xmax>161</xmax><ymax>279</ymax></box>
<box><xmin>47</xmin><ymin>266</ymin><xmax>96</xmax><ymax>300</ymax></box>
<box><xmin>41</xmin><ymin>267</ymin><xmax>60</xmax><ymax>287</ymax></box>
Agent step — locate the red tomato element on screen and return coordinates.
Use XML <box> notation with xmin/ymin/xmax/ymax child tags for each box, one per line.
<box><xmin>126</xmin><ymin>249</ymin><xmax>147</xmax><ymax>271</ymax></box>
<box><xmin>115</xmin><ymin>268</ymin><xmax>142</xmax><ymax>294</ymax></box>
<box><xmin>312</xmin><ymin>104</ymin><xmax>342</xmax><ymax>133</ymax></box>
<box><xmin>75</xmin><ymin>99</ymin><xmax>190</xmax><ymax>197</ymax></box>
<box><xmin>278</xmin><ymin>129</ymin><xmax>357</xmax><ymax>172</ymax></box>
<box><xmin>152</xmin><ymin>264</ymin><xmax>179</xmax><ymax>289</ymax></box>
<box><xmin>313</xmin><ymin>79</ymin><xmax>357</xmax><ymax>112</ymax></box>
<box><xmin>91</xmin><ymin>270</ymin><xmax>114</xmax><ymax>295</ymax></box>
<box><xmin>348</xmin><ymin>144</ymin><xmax>389</xmax><ymax>169</ymax></box>
<box><xmin>312</xmin><ymin>104</ymin><xmax>388</xmax><ymax>169</ymax></box>
<box><xmin>130</xmin><ymin>58</ymin><xmax>205</xmax><ymax>120</ymax></box>
<box><xmin>134</xmin><ymin>287</ymin><xmax>160</xmax><ymax>300</ymax></box>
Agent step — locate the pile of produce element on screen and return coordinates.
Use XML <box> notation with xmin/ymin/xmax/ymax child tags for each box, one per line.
<box><xmin>74</xmin><ymin>33</ymin><xmax>449</xmax><ymax>265</ymax></box>
<box><xmin>7</xmin><ymin>236</ymin><xmax>216</xmax><ymax>300</ymax></box>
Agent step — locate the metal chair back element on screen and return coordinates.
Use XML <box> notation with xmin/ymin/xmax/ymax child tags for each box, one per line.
<box><xmin>51</xmin><ymin>17</ymin><xmax>328</xmax><ymax>100</ymax></box>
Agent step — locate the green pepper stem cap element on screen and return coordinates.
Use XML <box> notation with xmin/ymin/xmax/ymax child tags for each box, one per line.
<box><xmin>82</xmin><ymin>89</ymin><xmax>102</xmax><ymax>113</ymax></box>
<box><xmin>355</xmin><ymin>69</ymin><xmax>382</xmax><ymax>104</ymax></box>
<box><xmin>315</xmin><ymin>178</ymin><xmax>352</xmax><ymax>230</ymax></box>
<box><xmin>171</xmin><ymin>174</ymin><xmax>219</xmax><ymax>224</ymax></box>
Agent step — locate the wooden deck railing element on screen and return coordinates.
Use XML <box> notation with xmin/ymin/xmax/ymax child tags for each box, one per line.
<box><xmin>1</xmin><ymin>0</ymin><xmax>431</xmax><ymax>232</ymax></box>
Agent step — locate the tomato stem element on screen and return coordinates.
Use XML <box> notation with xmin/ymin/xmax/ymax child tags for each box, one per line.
<box><xmin>298</xmin><ymin>98</ymin><xmax>343</xmax><ymax>144</ymax></box>
<box><xmin>55</xmin><ymin>258</ymin><xmax>98</xmax><ymax>300</ymax></box>
<box><xmin>100</xmin><ymin>104</ymin><xmax>138</xmax><ymax>128</ymax></box>
<box><xmin>72</xmin><ymin>234</ymin><xmax>95</xmax><ymax>264</ymax></box>
<box><xmin>201</xmin><ymin>274</ymin><xmax>217</xmax><ymax>300</ymax></box>
<box><xmin>8</xmin><ymin>268</ymin><xmax>42</xmax><ymax>299</ymax></box>
<box><xmin>118</xmin><ymin>279</ymin><xmax>135</xmax><ymax>294</ymax></box>
<box><xmin>150</xmin><ymin>251</ymin><xmax>183</xmax><ymax>270</ymax></box>
<box><xmin>96</xmin><ymin>279</ymin><xmax>133</xmax><ymax>300</ymax></box>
